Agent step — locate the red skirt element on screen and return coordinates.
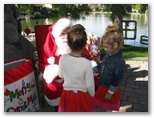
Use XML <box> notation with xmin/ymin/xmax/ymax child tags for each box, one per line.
<box><xmin>94</xmin><ymin>85</ymin><xmax>121</xmax><ymax>111</ymax></box>
<box><xmin>58</xmin><ymin>90</ymin><xmax>95</xmax><ymax>112</ymax></box>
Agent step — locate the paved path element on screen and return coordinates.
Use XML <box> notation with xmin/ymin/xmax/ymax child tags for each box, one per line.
<box><xmin>36</xmin><ymin>60</ymin><xmax>148</xmax><ymax>112</ymax></box>
<box><xmin>119</xmin><ymin>61</ymin><xmax>148</xmax><ymax>112</ymax></box>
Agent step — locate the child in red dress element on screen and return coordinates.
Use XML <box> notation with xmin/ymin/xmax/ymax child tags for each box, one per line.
<box><xmin>93</xmin><ymin>18</ymin><xmax>126</xmax><ymax>112</ymax></box>
<box><xmin>58</xmin><ymin>24</ymin><xmax>95</xmax><ymax>112</ymax></box>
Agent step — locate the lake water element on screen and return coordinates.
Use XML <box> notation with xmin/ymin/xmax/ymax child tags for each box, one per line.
<box><xmin>21</xmin><ymin>12</ymin><xmax>148</xmax><ymax>48</ymax></box>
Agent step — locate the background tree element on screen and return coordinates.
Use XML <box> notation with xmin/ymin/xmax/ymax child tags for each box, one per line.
<box><xmin>52</xmin><ymin>4</ymin><xmax>92</xmax><ymax>19</ymax></box>
<box><xmin>112</xmin><ymin>4</ymin><xmax>123</xmax><ymax>35</ymax></box>
<box><xmin>103</xmin><ymin>4</ymin><xmax>132</xmax><ymax>16</ymax></box>
<box><xmin>102</xmin><ymin>4</ymin><xmax>112</xmax><ymax>12</ymax></box>
<box><xmin>134</xmin><ymin>4</ymin><xmax>148</xmax><ymax>13</ymax></box>
<box><xmin>16</xmin><ymin>4</ymin><xmax>34</xmax><ymax>15</ymax></box>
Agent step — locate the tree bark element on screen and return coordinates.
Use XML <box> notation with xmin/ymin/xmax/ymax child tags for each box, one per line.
<box><xmin>112</xmin><ymin>4</ymin><xmax>123</xmax><ymax>35</ymax></box>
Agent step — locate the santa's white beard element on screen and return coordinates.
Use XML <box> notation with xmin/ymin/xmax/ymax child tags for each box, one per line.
<box><xmin>59</xmin><ymin>42</ymin><xmax>70</xmax><ymax>54</ymax></box>
<box><xmin>55</xmin><ymin>38</ymin><xmax>71</xmax><ymax>56</ymax></box>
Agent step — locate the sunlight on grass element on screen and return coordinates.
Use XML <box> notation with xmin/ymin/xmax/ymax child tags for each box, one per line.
<box><xmin>100</xmin><ymin>45</ymin><xmax>148</xmax><ymax>61</ymax></box>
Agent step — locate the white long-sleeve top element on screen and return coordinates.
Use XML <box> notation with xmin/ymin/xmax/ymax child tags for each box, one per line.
<box><xmin>58</xmin><ymin>54</ymin><xmax>95</xmax><ymax>97</ymax></box>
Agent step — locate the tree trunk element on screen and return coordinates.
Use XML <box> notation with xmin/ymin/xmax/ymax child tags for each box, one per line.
<box><xmin>112</xmin><ymin>4</ymin><xmax>123</xmax><ymax>35</ymax></box>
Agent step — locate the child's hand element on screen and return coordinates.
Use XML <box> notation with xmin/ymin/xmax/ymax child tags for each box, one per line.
<box><xmin>104</xmin><ymin>92</ymin><xmax>112</xmax><ymax>101</ymax></box>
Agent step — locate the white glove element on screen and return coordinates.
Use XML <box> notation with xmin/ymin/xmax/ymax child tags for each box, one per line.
<box><xmin>43</xmin><ymin>64</ymin><xmax>59</xmax><ymax>84</ymax></box>
<box><xmin>47</xmin><ymin>57</ymin><xmax>55</xmax><ymax>64</ymax></box>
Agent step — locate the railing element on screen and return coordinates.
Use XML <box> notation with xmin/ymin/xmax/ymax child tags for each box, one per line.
<box><xmin>140</xmin><ymin>35</ymin><xmax>148</xmax><ymax>45</ymax></box>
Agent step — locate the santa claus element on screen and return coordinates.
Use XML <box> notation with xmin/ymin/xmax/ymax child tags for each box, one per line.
<box><xmin>38</xmin><ymin>18</ymin><xmax>98</xmax><ymax>111</ymax></box>
<box><xmin>38</xmin><ymin>18</ymin><xmax>72</xmax><ymax>111</ymax></box>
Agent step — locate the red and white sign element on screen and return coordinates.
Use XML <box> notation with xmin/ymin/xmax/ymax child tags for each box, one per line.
<box><xmin>4</xmin><ymin>58</ymin><xmax>40</xmax><ymax>112</ymax></box>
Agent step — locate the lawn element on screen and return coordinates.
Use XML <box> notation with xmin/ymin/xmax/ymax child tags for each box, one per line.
<box><xmin>34</xmin><ymin>44</ymin><xmax>148</xmax><ymax>61</ymax></box>
<box><xmin>100</xmin><ymin>45</ymin><xmax>148</xmax><ymax>61</ymax></box>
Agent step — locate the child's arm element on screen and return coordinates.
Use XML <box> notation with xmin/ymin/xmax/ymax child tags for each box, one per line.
<box><xmin>105</xmin><ymin>61</ymin><xmax>125</xmax><ymax>100</ymax></box>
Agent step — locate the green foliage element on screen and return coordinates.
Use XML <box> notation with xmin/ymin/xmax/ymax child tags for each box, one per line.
<box><xmin>52</xmin><ymin>4</ymin><xmax>92</xmax><ymax>19</ymax></box>
<box><xmin>16</xmin><ymin>4</ymin><xmax>34</xmax><ymax>14</ymax></box>
<box><xmin>121</xmin><ymin>4</ymin><xmax>132</xmax><ymax>15</ymax></box>
<box><xmin>103</xmin><ymin>4</ymin><xmax>147</xmax><ymax>16</ymax></box>
<box><xmin>32</xmin><ymin>12</ymin><xmax>46</xmax><ymax>19</ymax></box>
<box><xmin>103</xmin><ymin>4</ymin><xmax>112</xmax><ymax>12</ymax></box>
<box><xmin>100</xmin><ymin>46</ymin><xmax>106</xmax><ymax>55</ymax></box>
<box><xmin>103</xmin><ymin>4</ymin><xmax>132</xmax><ymax>16</ymax></box>
<box><xmin>134</xmin><ymin>4</ymin><xmax>148</xmax><ymax>13</ymax></box>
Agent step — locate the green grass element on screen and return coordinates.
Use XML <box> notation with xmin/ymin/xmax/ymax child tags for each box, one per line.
<box><xmin>100</xmin><ymin>45</ymin><xmax>148</xmax><ymax>61</ymax></box>
<box><xmin>34</xmin><ymin>45</ymin><xmax>148</xmax><ymax>61</ymax></box>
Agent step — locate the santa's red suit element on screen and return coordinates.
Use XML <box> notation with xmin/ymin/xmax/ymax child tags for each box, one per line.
<box><xmin>38</xmin><ymin>18</ymin><xmax>72</xmax><ymax>107</ymax></box>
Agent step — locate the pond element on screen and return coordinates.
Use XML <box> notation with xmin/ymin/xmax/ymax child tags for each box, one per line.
<box><xmin>21</xmin><ymin>12</ymin><xmax>148</xmax><ymax>48</ymax></box>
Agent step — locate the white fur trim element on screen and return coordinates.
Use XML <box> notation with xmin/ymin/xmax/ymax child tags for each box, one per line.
<box><xmin>47</xmin><ymin>57</ymin><xmax>55</xmax><ymax>64</ymax></box>
<box><xmin>52</xmin><ymin>18</ymin><xmax>72</xmax><ymax>38</ymax></box>
<box><xmin>91</xmin><ymin>60</ymin><xmax>97</xmax><ymax>68</ymax></box>
<box><xmin>43</xmin><ymin>64</ymin><xmax>59</xmax><ymax>84</ymax></box>
<box><xmin>55</xmin><ymin>41</ymin><xmax>71</xmax><ymax>56</ymax></box>
<box><xmin>45</xmin><ymin>95</ymin><xmax>60</xmax><ymax>106</ymax></box>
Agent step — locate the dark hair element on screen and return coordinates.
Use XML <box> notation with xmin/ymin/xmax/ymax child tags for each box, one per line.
<box><xmin>67</xmin><ymin>24</ymin><xmax>87</xmax><ymax>51</ymax></box>
<box><xmin>102</xmin><ymin>17</ymin><xmax>124</xmax><ymax>49</ymax></box>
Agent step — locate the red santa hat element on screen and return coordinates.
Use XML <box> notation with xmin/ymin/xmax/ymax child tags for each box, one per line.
<box><xmin>42</xmin><ymin>18</ymin><xmax>72</xmax><ymax>67</ymax></box>
<box><xmin>52</xmin><ymin>18</ymin><xmax>73</xmax><ymax>39</ymax></box>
